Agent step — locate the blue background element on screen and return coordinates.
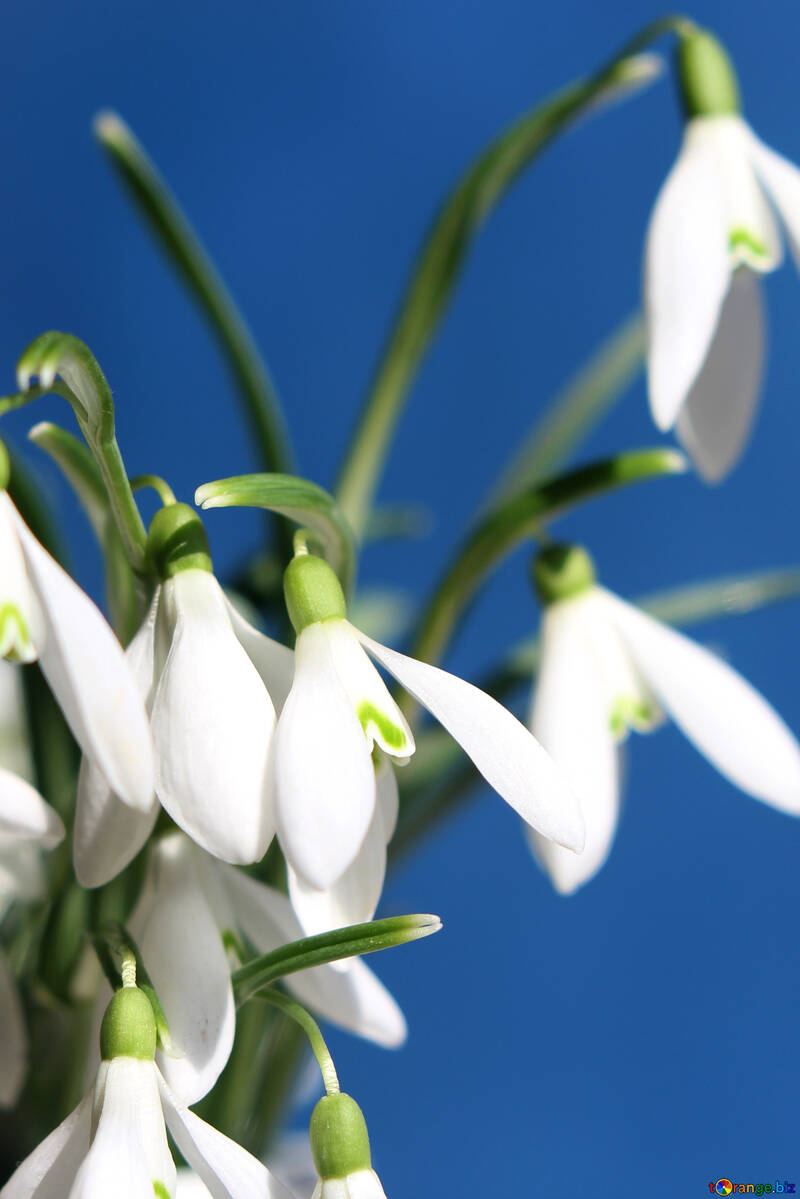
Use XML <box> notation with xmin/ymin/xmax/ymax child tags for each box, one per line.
<box><xmin>2</xmin><ymin>2</ymin><xmax>800</xmax><ymax>1196</ymax></box>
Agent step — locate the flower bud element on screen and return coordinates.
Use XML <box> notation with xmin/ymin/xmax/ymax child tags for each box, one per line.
<box><xmin>100</xmin><ymin>985</ymin><xmax>157</xmax><ymax>1061</ymax></box>
<box><xmin>532</xmin><ymin>542</ymin><xmax>596</xmax><ymax>605</ymax></box>
<box><xmin>283</xmin><ymin>553</ymin><xmax>346</xmax><ymax>634</ymax></box>
<box><xmin>146</xmin><ymin>503</ymin><xmax>213</xmax><ymax>579</ymax></box>
<box><xmin>309</xmin><ymin>1093</ymin><xmax>372</xmax><ymax>1180</ymax></box>
<box><xmin>677</xmin><ymin>28</ymin><xmax>740</xmax><ymax>118</ymax></box>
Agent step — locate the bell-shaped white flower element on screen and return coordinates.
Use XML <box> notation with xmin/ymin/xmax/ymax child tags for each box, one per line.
<box><xmin>0</xmin><ymin>661</ymin><xmax>65</xmax><ymax>1107</ymax></box>
<box><xmin>74</xmin><ymin>504</ymin><xmax>294</xmax><ymax>883</ymax></box>
<box><xmin>309</xmin><ymin>1093</ymin><xmax>387</xmax><ymax>1199</ymax></box>
<box><xmin>120</xmin><ymin>832</ymin><xmax>406</xmax><ymax>1105</ymax></box>
<box><xmin>275</xmin><ymin>553</ymin><xmax>583</xmax><ymax>892</ymax></box>
<box><xmin>527</xmin><ymin>544</ymin><xmax>800</xmax><ymax>894</ymax></box>
<box><xmin>0</xmin><ymin>484</ymin><xmax>153</xmax><ymax>810</ymax></box>
<box><xmin>2</xmin><ymin>984</ymin><xmax>293</xmax><ymax>1199</ymax></box>
<box><xmin>645</xmin><ymin>27</ymin><xmax>800</xmax><ymax>480</ymax></box>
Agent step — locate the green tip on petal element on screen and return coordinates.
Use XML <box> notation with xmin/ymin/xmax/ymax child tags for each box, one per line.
<box><xmin>284</xmin><ymin>552</ymin><xmax>346</xmax><ymax>633</ymax></box>
<box><xmin>357</xmin><ymin>701</ymin><xmax>409</xmax><ymax>752</ymax></box>
<box><xmin>100</xmin><ymin>986</ymin><xmax>157</xmax><ymax>1061</ymax></box>
<box><xmin>152</xmin><ymin>1184</ymin><xmax>170</xmax><ymax>1199</ymax></box>
<box><xmin>533</xmin><ymin>543</ymin><xmax>596</xmax><ymax>605</ymax></box>
<box><xmin>310</xmin><ymin>1093</ymin><xmax>372</xmax><ymax>1180</ymax></box>
<box><xmin>146</xmin><ymin>502</ymin><xmax>213</xmax><ymax>579</ymax></box>
<box><xmin>677</xmin><ymin>28</ymin><xmax>740</xmax><ymax>118</ymax></box>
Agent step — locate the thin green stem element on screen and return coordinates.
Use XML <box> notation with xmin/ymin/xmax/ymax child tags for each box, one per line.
<box><xmin>333</xmin><ymin>14</ymin><xmax>690</xmax><ymax>538</ymax></box>
<box><xmin>257</xmin><ymin>989</ymin><xmax>340</xmax><ymax>1095</ymax></box>
<box><xmin>94</xmin><ymin>112</ymin><xmax>292</xmax><ymax>476</ymax></box>
<box><xmin>129</xmin><ymin>474</ymin><xmax>178</xmax><ymax>507</ymax></box>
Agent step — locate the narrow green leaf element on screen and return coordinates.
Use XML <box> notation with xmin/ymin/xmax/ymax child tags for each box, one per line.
<box><xmin>490</xmin><ymin>313</ymin><xmax>645</xmax><ymax>501</ymax></box>
<box><xmin>29</xmin><ymin>423</ymin><xmax>140</xmax><ymax>642</ymax></box>
<box><xmin>334</xmin><ymin>43</ymin><xmax>664</xmax><ymax>537</ymax></box>
<box><xmin>94</xmin><ymin>111</ymin><xmax>291</xmax><ymax>476</ymax></box>
<box><xmin>196</xmin><ymin>473</ymin><xmax>357</xmax><ymax>592</ymax></box>
<box><xmin>232</xmin><ymin>913</ymin><xmax>442</xmax><ymax>1006</ymax></box>
<box><xmin>410</xmin><ymin>447</ymin><xmax>686</xmax><ymax>669</ymax></box>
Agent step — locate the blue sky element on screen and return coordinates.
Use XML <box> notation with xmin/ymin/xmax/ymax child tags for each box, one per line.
<box><xmin>2</xmin><ymin>2</ymin><xmax>799</xmax><ymax>1195</ymax></box>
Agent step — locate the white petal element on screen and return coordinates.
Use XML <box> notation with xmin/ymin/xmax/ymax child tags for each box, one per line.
<box><xmin>224</xmin><ymin>599</ymin><xmax>295</xmax><ymax>714</ymax></box>
<box><xmin>375</xmin><ymin>756</ymin><xmax>399</xmax><ymax>842</ymax></box>
<box><xmin>287</xmin><ymin>804</ymin><xmax>387</xmax><ymax>941</ymax></box>
<box><xmin>0</xmin><ymin>950</ymin><xmax>26</xmax><ymax>1107</ymax></box>
<box><xmin>129</xmin><ymin>834</ymin><xmax>235</xmax><ymax>1105</ymax></box>
<box><xmin>72</xmin><ymin>1058</ymin><xmax>174</xmax><ymax>1199</ymax></box>
<box><xmin>0</xmin><ymin>660</ymin><xmax>36</xmax><ymax>781</ymax></box>
<box><xmin>747</xmin><ymin>130</ymin><xmax>800</xmax><ymax>271</ymax></box>
<box><xmin>175</xmin><ymin>1172</ymin><xmax>213</xmax><ymax>1199</ymax></box>
<box><xmin>158</xmin><ymin>1074</ymin><xmax>294</xmax><ymax>1199</ymax></box>
<box><xmin>605</xmin><ymin>590</ymin><xmax>800</xmax><ymax>813</ymax></box>
<box><xmin>346</xmin><ymin>1171</ymin><xmax>388</xmax><ymax>1199</ymax></box>
<box><xmin>150</xmin><ymin>570</ymin><xmax>275</xmax><ymax>865</ymax></box>
<box><xmin>0</xmin><ymin>494</ymin><xmax>43</xmax><ymax>662</ymax></box>
<box><xmin>675</xmin><ymin>267</ymin><xmax>764</xmax><ymax>482</ymax></box>
<box><xmin>1</xmin><ymin>1091</ymin><xmax>92</xmax><ymax>1198</ymax></box>
<box><xmin>705</xmin><ymin>116</ymin><xmax>782</xmax><ymax>271</ymax></box>
<box><xmin>645</xmin><ymin>124</ymin><xmax>732</xmax><ymax>431</ymax></box>
<box><xmin>11</xmin><ymin>506</ymin><xmax>154</xmax><ymax>810</ymax></box>
<box><xmin>73</xmin><ymin>758</ymin><xmax>158</xmax><ymax>889</ymax></box>
<box><xmin>525</xmin><ymin>598</ymin><xmax>620</xmax><ymax>895</ymax></box>
<box><xmin>0</xmin><ymin>768</ymin><xmax>64</xmax><ymax>847</ymax></box>
<box><xmin>324</xmin><ymin>622</ymin><xmax>414</xmax><ymax>760</ymax></box>
<box><xmin>0</xmin><ymin>841</ymin><xmax>45</xmax><ymax>906</ymax></box>
<box><xmin>358</xmin><ymin>631</ymin><xmax>584</xmax><ymax>852</ymax></box>
<box><xmin>273</xmin><ymin>622</ymin><xmax>377</xmax><ymax>889</ymax></box>
<box><xmin>220</xmin><ymin>865</ymin><xmax>407</xmax><ymax>1048</ymax></box>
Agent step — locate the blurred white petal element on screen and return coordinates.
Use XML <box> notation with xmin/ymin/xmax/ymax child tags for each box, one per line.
<box><xmin>1</xmin><ymin>1089</ymin><xmax>92</xmax><ymax>1198</ymax></box>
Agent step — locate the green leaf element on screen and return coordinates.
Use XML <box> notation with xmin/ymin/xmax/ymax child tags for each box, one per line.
<box><xmin>196</xmin><ymin>473</ymin><xmax>357</xmax><ymax>592</ymax></box>
<box><xmin>334</xmin><ymin>43</ymin><xmax>664</xmax><ymax>537</ymax></box>
<box><xmin>232</xmin><ymin>913</ymin><xmax>442</xmax><ymax>1006</ymax></box>
<box><xmin>94</xmin><ymin>111</ymin><xmax>291</xmax><ymax>476</ymax></box>
<box><xmin>489</xmin><ymin>313</ymin><xmax>645</xmax><ymax>501</ymax></box>
<box><xmin>410</xmin><ymin>446</ymin><xmax>686</xmax><ymax>669</ymax></box>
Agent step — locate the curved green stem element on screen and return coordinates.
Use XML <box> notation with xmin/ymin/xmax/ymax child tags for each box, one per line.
<box><xmin>94</xmin><ymin>112</ymin><xmax>292</xmax><ymax>476</ymax></box>
<box><xmin>407</xmin><ymin>448</ymin><xmax>685</xmax><ymax>677</ymax></box>
<box><xmin>334</xmin><ymin>14</ymin><xmax>690</xmax><ymax>537</ymax></box>
<box><xmin>258</xmin><ymin>989</ymin><xmax>340</xmax><ymax>1096</ymax></box>
<box><xmin>129</xmin><ymin>474</ymin><xmax>178</xmax><ymax>507</ymax></box>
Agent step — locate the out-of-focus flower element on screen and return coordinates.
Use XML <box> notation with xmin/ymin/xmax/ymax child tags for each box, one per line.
<box><xmin>527</xmin><ymin>544</ymin><xmax>800</xmax><ymax>894</ymax></box>
<box><xmin>645</xmin><ymin>27</ymin><xmax>800</xmax><ymax>480</ymax></box>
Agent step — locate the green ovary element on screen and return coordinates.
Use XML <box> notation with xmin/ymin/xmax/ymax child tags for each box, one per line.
<box><xmin>357</xmin><ymin>701</ymin><xmax>408</xmax><ymax>751</ymax></box>
<box><xmin>729</xmin><ymin>227</ymin><xmax>768</xmax><ymax>261</ymax></box>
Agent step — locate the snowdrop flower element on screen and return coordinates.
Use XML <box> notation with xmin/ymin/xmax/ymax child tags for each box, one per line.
<box><xmin>274</xmin><ymin>552</ymin><xmax>583</xmax><ymax>893</ymax></box>
<box><xmin>645</xmin><ymin>27</ymin><xmax>800</xmax><ymax>480</ymax></box>
<box><xmin>0</xmin><ymin>666</ymin><xmax>65</xmax><ymax>1105</ymax></box>
<box><xmin>2</xmin><ymin>982</ymin><xmax>293</xmax><ymax>1199</ymax></box>
<box><xmin>308</xmin><ymin>1093</ymin><xmax>387</xmax><ymax>1199</ymax></box>
<box><xmin>526</xmin><ymin>544</ymin><xmax>800</xmax><ymax>894</ymax></box>
<box><xmin>121</xmin><ymin>832</ymin><xmax>406</xmax><ymax>1104</ymax></box>
<box><xmin>74</xmin><ymin>503</ymin><xmax>293</xmax><ymax>883</ymax></box>
<box><xmin>0</xmin><ymin>447</ymin><xmax>153</xmax><ymax>809</ymax></box>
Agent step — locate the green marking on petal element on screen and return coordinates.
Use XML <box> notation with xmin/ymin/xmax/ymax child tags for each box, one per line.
<box><xmin>729</xmin><ymin>227</ymin><xmax>768</xmax><ymax>263</ymax></box>
<box><xmin>609</xmin><ymin>696</ymin><xmax>659</xmax><ymax>740</ymax></box>
<box><xmin>153</xmin><ymin>1183</ymin><xmax>171</xmax><ymax>1199</ymax></box>
<box><xmin>357</xmin><ymin>701</ymin><xmax>408</xmax><ymax>752</ymax></box>
<box><xmin>0</xmin><ymin>603</ymin><xmax>33</xmax><ymax>661</ymax></box>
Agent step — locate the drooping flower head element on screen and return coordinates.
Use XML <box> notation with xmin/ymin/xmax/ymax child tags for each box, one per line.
<box><xmin>527</xmin><ymin>543</ymin><xmax>800</xmax><ymax>894</ymax></box>
<box><xmin>645</xmin><ymin>26</ymin><xmax>800</xmax><ymax>480</ymax></box>
<box><xmin>274</xmin><ymin>550</ymin><xmax>583</xmax><ymax>897</ymax></box>
<box><xmin>308</xmin><ymin>1092</ymin><xmax>387</xmax><ymax>1199</ymax></box>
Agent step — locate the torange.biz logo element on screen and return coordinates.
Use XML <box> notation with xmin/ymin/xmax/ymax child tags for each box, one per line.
<box><xmin>709</xmin><ymin>1182</ymin><xmax>795</xmax><ymax>1195</ymax></box>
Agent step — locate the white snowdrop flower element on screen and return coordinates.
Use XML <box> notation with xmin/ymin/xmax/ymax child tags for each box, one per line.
<box><xmin>0</xmin><ymin>679</ymin><xmax>65</xmax><ymax>1106</ymax></box>
<box><xmin>120</xmin><ymin>832</ymin><xmax>406</xmax><ymax>1105</ymax></box>
<box><xmin>0</xmin><ymin>451</ymin><xmax>153</xmax><ymax>810</ymax></box>
<box><xmin>645</xmin><ymin>27</ymin><xmax>800</xmax><ymax>480</ymax></box>
<box><xmin>275</xmin><ymin>552</ymin><xmax>583</xmax><ymax>893</ymax></box>
<box><xmin>74</xmin><ymin>504</ymin><xmax>293</xmax><ymax>883</ymax></box>
<box><xmin>309</xmin><ymin>1093</ymin><xmax>387</xmax><ymax>1199</ymax></box>
<box><xmin>526</xmin><ymin>544</ymin><xmax>800</xmax><ymax>894</ymax></box>
<box><xmin>1</xmin><ymin>984</ymin><xmax>293</xmax><ymax>1199</ymax></box>
<box><xmin>175</xmin><ymin>1134</ymin><xmax>317</xmax><ymax>1199</ymax></box>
